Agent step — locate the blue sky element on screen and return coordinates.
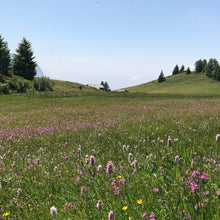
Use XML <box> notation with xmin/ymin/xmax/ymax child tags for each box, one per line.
<box><xmin>1</xmin><ymin>0</ymin><xmax>220</xmax><ymax>89</ymax></box>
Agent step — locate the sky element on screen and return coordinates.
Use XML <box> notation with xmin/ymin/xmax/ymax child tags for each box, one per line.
<box><xmin>1</xmin><ymin>0</ymin><xmax>220</xmax><ymax>90</ymax></box>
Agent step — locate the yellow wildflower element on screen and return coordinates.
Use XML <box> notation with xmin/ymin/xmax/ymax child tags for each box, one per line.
<box><xmin>122</xmin><ymin>206</ymin><xmax>128</xmax><ymax>210</ymax></box>
<box><xmin>137</xmin><ymin>199</ymin><xmax>143</xmax><ymax>204</ymax></box>
<box><xmin>129</xmin><ymin>217</ymin><xmax>132</xmax><ymax>220</ymax></box>
<box><xmin>3</xmin><ymin>212</ymin><xmax>10</xmax><ymax>217</ymax></box>
<box><xmin>117</xmin><ymin>175</ymin><xmax>122</xmax><ymax>179</ymax></box>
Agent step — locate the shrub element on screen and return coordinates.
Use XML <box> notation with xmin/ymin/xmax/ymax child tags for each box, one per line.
<box><xmin>0</xmin><ymin>83</ymin><xmax>9</xmax><ymax>94</ymax></box>
<box><xmin>7</xmin><ymin>78</ymin><xmax>31</xmax><ymax>92</ymax></box>
<box><xmin>33</xmin><ymin>77</ymin><xmax>54</xmax><ymax>91</ymax></box>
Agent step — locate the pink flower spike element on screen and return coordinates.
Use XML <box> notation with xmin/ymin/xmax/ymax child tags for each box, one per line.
<box><xmin>50</xmin><ymin>206</ymin><xmax>57</xmax><ymax>216</ymax></box>
<box><xmin>108</xmin><ymin>211</ymin><xmax>114</xmax><ymax>220</ymax></box>
<box><xmin>216</xmin><ymin>134</ymin><xmax>220</xmax><ymax>142</ymax></box>
<box><xmin>96</xmin><ymin>200</ymin><xmax>102</xmax><ymax>210</ymax></box>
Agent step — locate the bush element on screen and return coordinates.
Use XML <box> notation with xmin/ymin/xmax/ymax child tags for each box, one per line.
<box><xmin>33</xmin><ymin>77</ymin><xmax>54</xmax><ymax>91</ymax></box>
<box><xmin>8</xmin><ymin>78</ymin><xmax>31</xmax><ymax>92</ymax></box>
<box><xmin>0</xmin><ymin>83</ymin><xmax>9</xmax><ymax>94</ymax></box>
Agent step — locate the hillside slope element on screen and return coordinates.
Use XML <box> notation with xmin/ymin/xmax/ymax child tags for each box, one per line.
<box><xmin>124</xmin><ymin>72</ymin><xmax>220</xmax><ymax>95</ymax></box>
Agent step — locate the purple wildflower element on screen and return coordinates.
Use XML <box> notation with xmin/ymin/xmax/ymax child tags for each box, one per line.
<box><xmin>216</xmin><ymin>134</ymin><xmax>220</xmax><ymax>142</ymax></box>
<box><xmin>106</xmin><ymin>161</ymin><xmax>114</xmax><ymax>174</ymax></box>
<box><xmin>167</xmin><ymin>136</ymin><xmax>171</xmax><ymax>147</ymax></box>
<box><xmin>108</xmin><ymin>210</ymin><xmax>114</xmax><ymax>220</ymax></box>
<box><xmin>50</xmin><ymin>206</ymin><xmax>57</xmax><ymax>216</ymax></box>
<box><xmin>90</xmin><ymin>155</ymin><xmax>95</xmax><ymax>166</ymax></box>
<box><xmin>96</xmin><ymin>200</ymin><xmax>102</xmax><ymax>210</ymax></box>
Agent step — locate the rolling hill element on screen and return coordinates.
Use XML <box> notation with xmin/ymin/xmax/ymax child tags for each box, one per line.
<box><xmin>123</xmin><ymin>72</ymin><xmax>220</xmax><ymax>95</ymax></box>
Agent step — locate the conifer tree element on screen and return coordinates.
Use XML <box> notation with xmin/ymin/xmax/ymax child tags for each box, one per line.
<box><xmin>172</xmin><ymin>65</ymin><xmax>179</xmax><ymax>75</ymax></box>
<box><xmin>179</xmin><ymin>65</ymin><xmax>185</xmax><ymax>73</ymax></box>
<box><xmin>0</xmin><ymin>35</ymin><xmax>11</xmax><ymax>76</ymax></box>
<box><xmin>158</xmin><ymin>70</ymin><xmax>166</xmax><ymax>83</ymax></box>
<box><xmin>186</xmin><ymin>67</ymin><xmax>191</xmax><ymax>74</ymax></box>
<box><xmin>12</xmin><ymin>38</ymin><xmax>37</xmax><ymax>80</ymax></box>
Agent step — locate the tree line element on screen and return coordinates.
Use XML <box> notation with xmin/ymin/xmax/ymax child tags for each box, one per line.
<box><xmin>0</xmin><ymin>35</ymin><xmax>37</xmax><ymax>80</ymax></box>
<box><xmin>158</xmin><ymin>58</ymin><xmax>220</xmax><ymax>83</ymax></box>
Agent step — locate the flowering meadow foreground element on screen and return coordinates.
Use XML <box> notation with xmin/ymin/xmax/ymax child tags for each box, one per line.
<box><xmin>0</xmin><ymin>94</ymin><xmax>219</xmax><ymax>219</ymax></box>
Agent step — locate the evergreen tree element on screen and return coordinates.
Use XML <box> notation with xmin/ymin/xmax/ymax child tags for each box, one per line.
<box><xmin>0</xmin><ymin>35</ymin><xmax>11</xmax><ymax>76</ymax></box>
<box><xmin>205</xmin><ymin>58</ymin><xmax>219</xmax><ymax>78</ymax></box>
<box><xmin>179</xmin><ymin>65</ymin><xmax>185</xmax><ymax>73</ymax></box>
<box><xmin>195</xmin><ymin>59</ymin><xmax>207</xmax><ymax>73</ymax></box>
<box><xmin>158</xmin><ymin>70</ymin><xmax>166</xmax><ymax>83</ymax></box>
<box><xmin>104</xmin><ymin>81</ymin><xmax>111</xmax><ymax>91</ymax></box>
<box><xmin>172</xmin><ymin>65</ymin><xmax>179</xmax><ymax>75</ymax></box>
<box><xmin>12</xmin><ymin>38</ymin><xmax>37</xmax><ymax>80</ymax></box>
<box><xmin>186</xmin><ymin>67</ymin><xmax>191</xmax><ymax>74</ymax></box>
<box><xmin>212</xmin><ymin>64</ymin><xmax>220</xmax><ymax>81</ymax></box>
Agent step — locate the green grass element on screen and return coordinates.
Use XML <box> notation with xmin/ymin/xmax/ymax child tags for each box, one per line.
<box><xmin>123</xmin><ymin>72</ymin><xmax>220</xmax><ymax>95</ymax></box>
<box><xmin>0</xmin><ymin>92</ymin><xmax>219</xmax><ymax>219</ymax></box>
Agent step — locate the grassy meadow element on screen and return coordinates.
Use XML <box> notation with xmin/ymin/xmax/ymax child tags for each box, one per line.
<box><xmin>123</xmin><ymin>72</ymin><xmax>220</xmax><ymax>95</ymax></box>
<box><xmin>0</xmin><ymin>91</ymin><xmax>220</xmax><ymax>219</ymax></box>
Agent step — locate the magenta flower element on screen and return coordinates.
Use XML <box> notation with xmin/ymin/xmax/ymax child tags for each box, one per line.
<box><xmin>106</xmin><ymin>161</ymin><xmax>114</xmax><ymax>174</ymax></box>
<box><xmin>175</xmin><ymin>155</ymin><xmax>179</xmax><ymax>162</ymax></box>
<box><xmin>96</xmin><ymin>200</ymin><xmax>102</xmax><ymax>210</ymax></box>
<box><xmin>153</xmin><ymin>188</ymin><xmax>159</xmax><ymax>193</ymax></box>
<box><xmin>128</xmin><ymin>153</ymin><xmax>133</xmax><ymax>164</ymax></box>
<box><xmin>90</xmin><ymin>155</ymin><xmax>95</xmax><ymax>166</ymax></box>
<box><xmin>216</xmin><ymin>134</ymin><xmax>220</xmax><ymax>142</ymax></box>
<box><xmin>167</xmin><ymin>136</ymin><xmax>172</xmax><ymax>147</ymax></box>
<box><xmin>143</xmin><ymin>212</ymin><xmax>148</xmax><ymax>218</ymax></box>
<box><xmin>50</xmin><ymin>206</ymin><xmax>57</xmax><ymax>216</ymax></box>
<box><xmin>85</xmin><ymin>154</ymin><xmax>89</xmax><ymax>165</ymax></box>
<box><xmin>108</xmin><ymin>210</ymin><xmax>114</xmax><ymax>220</ymax></box>
<box><xmin>216</xmin><ymin>191</ymin><xmax>220</xmax><ymax>196</ymax></box>
<box><xmin>17</xmin><ymin>188</ymin><xmax>22</xmax><ymax>196</ymax></box>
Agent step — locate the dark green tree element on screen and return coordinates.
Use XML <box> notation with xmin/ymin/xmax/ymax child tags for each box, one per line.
<box><xmin>179</xmin><ymin>65</ymin><xmax>185</xmax><ymax>73</ymax></box>
<box><xmin>158</xmin><ymin>70</ymin><xmax>166</xmax><ymax>83</ymax></box>
<box><xmin>0</xmin><ymin>35</ymin><xmax>11</xmax><ymax>76</ymax></box>
<box><xmin>104</xmin><ymin>81</ymin><xmax>111</xmax><ymax>91</ymax></box>
<box><xmin>205</xmin><ymin>58</ymin><xmax>219</xmax><ymax>78</ymax></box>
<box><xmin>12</xmin><ymin>38</ymin><xmax>37</xmax><ymax>80</ymax></box>
<box><xmin>212</xmin><ymin>64</ymin><xmax>220</xmax><ymax>81</ymax></box>
<box><xmin>172</xmin><ymin>65</ymin><xmax>179</xmax><ymax>75</ymax></box>
<box><xmin>195</xmin><ymin>59</ymin><xmax>207</xmax><ymax>73</ymax></box>
<box><xmin>186</xmin><ymin>67</ymin><xmax>191</xmax><ymax>74</ymax></box>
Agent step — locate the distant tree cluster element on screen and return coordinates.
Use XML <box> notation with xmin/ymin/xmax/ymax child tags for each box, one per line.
<box><xmin>101</xmin><ymin>81</ymin><xmax>111</xmax><ymax>91</ymax></box>
<box><xmin>172</xmin><ymin>64</ymin><xmax>191</xmax><ymax>75</ymax></box>
<box><xmin>0</xmin><ymin>35</ymin><xmax>36</xmax><ymax>80</ymax></box>
<box><xmin>195</xmin><ymin>58</ymin><xmax>220</xmax><ymax>81</ymax></box>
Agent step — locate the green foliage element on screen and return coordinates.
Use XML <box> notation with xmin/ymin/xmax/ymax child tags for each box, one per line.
<box><xmin>12</xmin><ymin>38</ymin><xmax>37</xmax><ymax>80</ymax></box>
<box><xmin>7</xmin><ymin>77</ymin><xmax>31</xmax><ymax>93</ymax></box>
<box><xmin>0</xmin><ymin>35</ymin><xmax>11</xmax><ymax>76</ymax></box>
<box><xmin>0</xmin><ymin>83</ymin><xmax>9</xmax><ymax>94</ymax></box>
<box><xmin>33</xmin><ymin>76</ymin><xmax>54</xmax><ymax>91</ymax></box>
<box><xmin>186</xmin><ymin>67</ymin><xmax>191</xmax><ymax>74</ymax></box>
<box><xmin>158</xmin><ymin>70</ymin><xmax>166</xmax><ymax>83</ymax></box>
<box><xmin>172</xmin><ymin>65</ymin><xmax>179</xmax><ymax>75</ymax></box>
<box><xmin>204</xmin><ymin>58</ymin><xmax>220</xmax><ymax>80</ymax></box>
<box><xmin>101</xmin><ymin>81</ymin><xmax>111</xmax><ymax>91</ymax></box>
<box><xmin>195</xmin><ymin>59</ymin><xmax>207</xmax><ymax>73</ymax></box>
<box><xmin>179</xmin><ymin>65</ymin><xmax>185</xmax><ymax>73</ymax></box>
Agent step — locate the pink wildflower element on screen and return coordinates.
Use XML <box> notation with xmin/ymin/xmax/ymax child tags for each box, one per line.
<box><xmin>108</xmin><ymin>210</ymin><xmax>114</xmax><ymax>220</ymax></box>
<box><xmin>17</xmin><ymin>188</ymin><xmax>22</xmax><ymax>196</ymax></box>
<box><xmin>216</xmin><ymin>191</ymin><xmax>220</xmax><ymax>196</ymax></box>
<box><xmin>216</xmin><ymin>134</ymin><xmax>220</xmax><ymax>142</ymax></box>
<box><xmin>128</xmin><ymin>153</ymin><xmax>133</xmax><ymax>164</ymax></box>
<box><xmin>175</xmin><ymin>155</ymin><xmax>179</xmax><ymax>162</ymax></box>
<box><xmin>153</xmin><ymin>188</ymin><xmax>159</xmax><ymax>193</ymax></box>
<box><xmin>167</xmin><ymin>136</ymin><xmax>171</xmax><ymax>147</ymax></box>
<box><xmin>90</xmin><ymin>155</ymin><xmax>95</xmax><ymax>166</ymax></box>
<box><xmin>96</xmin><ymin>200</ymin><xmax>102</xmax><ymax>210</ymax></box>
<box><xmin>50</xmin><ymin>206</ymin><xmax>57</xmax><ymax>216</ymax></box>
<box><xmin>106</xmin><ymin>161</ymin><xmax>114</xmax><ymax>174</ymax></box>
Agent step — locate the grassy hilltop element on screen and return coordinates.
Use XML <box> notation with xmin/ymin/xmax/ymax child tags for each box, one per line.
<box><xmin>123</xmin><ymin>72</ymin><xmax>220</xmax><ymax>95</ymax></box>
